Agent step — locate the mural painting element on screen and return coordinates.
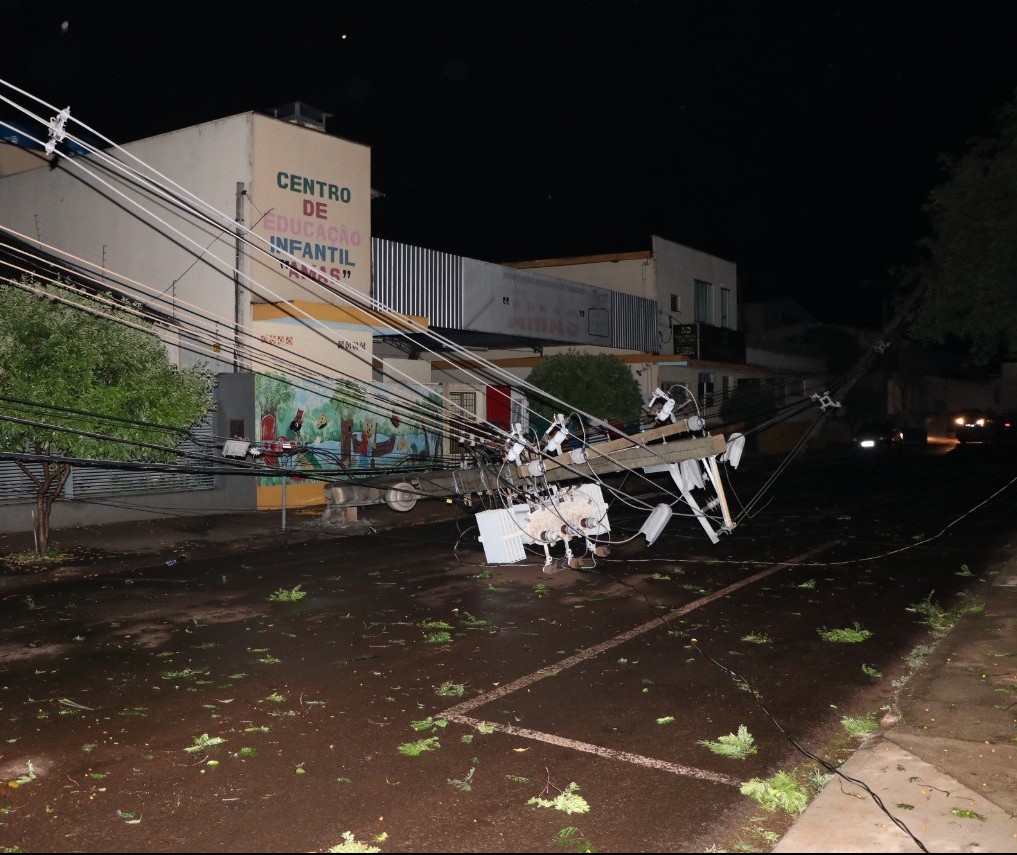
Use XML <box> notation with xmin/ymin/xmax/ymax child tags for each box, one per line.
<box><xmin>254</xmin><ymin>374</ymin><xmax>444</xmax><ymax>488</ymax></box>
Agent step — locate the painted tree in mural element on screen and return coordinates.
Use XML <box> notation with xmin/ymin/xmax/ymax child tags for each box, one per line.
<box><xmin>0</xmin><ymin>276</ymin><xmax>215</xmax><ymax>554</ymax></box>
<box><xmin>255</xmin><ymin>374</ymin><xmax>295</xmax><ymax>442</ymax></box>
<box><xmin>400</xmin><ymin>391</ymin><xmax>446</xmax><ymax>462</ymax></box>
<box><xmin>330</xmin><ymin>379</ymin><xmax>365</xmax><ymax>461</ymax></box>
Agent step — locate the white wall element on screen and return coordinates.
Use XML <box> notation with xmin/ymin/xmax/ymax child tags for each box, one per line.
<box><xmin>0</xmin><ymin>112</ymin><xmax>373</xmax><ymax>375</ymax></box>
<box><xmin>651</xmin><ymin>235</ymin><xmax>737</xmax><ymax>330</ymax></box>
<box><xmin>507</xmin><ymin>237</ymin><xmax>738</xmax><ymax>351</ymax></box>
<box><xmin>248</xmin><ymin>115</ymin><xmax>371</xmax><ymax>305</ymax></box>
<box><xmin>0</xmin><ymin>115</ymin><xmax>254</xmax><ymax>371</ymax></box>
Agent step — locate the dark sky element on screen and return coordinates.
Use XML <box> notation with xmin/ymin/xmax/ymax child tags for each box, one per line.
<box><xmin>4</xmin><ymin>0</ymin><xmax>1017</xmax><ymax>327</ymax></box>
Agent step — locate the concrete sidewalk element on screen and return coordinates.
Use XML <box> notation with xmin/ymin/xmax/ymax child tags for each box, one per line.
<box><xmin>774</xmin><ymin>557</ymin><xmax>1017</xmax><ymax>853</ymax></box>
<box><xmin>0</xmin><ymin>498</ymin><xmax>470</xmax><ymax>588</ymax></box>
<box><xmin>2</xmin><ymin>502</ymin><xmax>1016</xmax><ymax>852</ymax></box>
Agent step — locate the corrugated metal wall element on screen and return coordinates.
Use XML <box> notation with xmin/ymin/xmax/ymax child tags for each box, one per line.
<box><xmin>372</xmin><ymin>238</ymin><xmax>463</xmax><ymax>327</ymax></box>
<box><xmin>611</xmin><ymin>290</ymin><xmax>659</xmax><ymax>353</ymax></box>
<box><xmin>373</xmin><ymin>237</ymin><xmax>659</xmax><ymax>352</ymax></box>
<box><xmin>0</xmin><ymin>417</ymin><xmax>215</xmax><ymax>504</ymax></box>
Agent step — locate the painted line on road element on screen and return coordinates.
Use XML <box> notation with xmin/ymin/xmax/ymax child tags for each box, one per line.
<box><xmin>438</xmin><ymin>541</ymin><xmax>839</xmax><ymax>781</ymax></box>
<box><xmin>444</xmin><ymin>713</ymin><xmax>742</xmax><ymax>787</ymax></box>
<box><xmin>441</xmin><ymin>541</ymin><xmax>839</xmax><ymax>717</ymax></box>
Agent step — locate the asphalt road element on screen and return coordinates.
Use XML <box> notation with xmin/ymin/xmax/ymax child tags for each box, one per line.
<box><xmin>2</xmin><ymin>441</ymin><xmax>1015</xmax><ymax>852</ymax></box>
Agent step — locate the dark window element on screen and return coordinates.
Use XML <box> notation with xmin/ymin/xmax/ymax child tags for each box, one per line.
<box><xmin>694</xmin><ymin>279</ymin><xmax>712</xmax><ymax>323</ymax></box>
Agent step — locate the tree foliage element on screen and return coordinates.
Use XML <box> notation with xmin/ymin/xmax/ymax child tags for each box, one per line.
<box><xmin>256</xmin><ymin>373</ymin><xmax>295</xmax><ymax>416</ymax></box>
<box><xmin>908</xmin><ymin>89</ymin><xmax>1017</xmax><ymax>365</ymax></box>
<box><xmin>525</xmin><ymin>351</ymin><xmax>643</xmax><ymax>423</ymax></box>
<box><xmin>0</xmin><ymin>277</ymin><xmax>215</xmax><ymax>552</ymax></box>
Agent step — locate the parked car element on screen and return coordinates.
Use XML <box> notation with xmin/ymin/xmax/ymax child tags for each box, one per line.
<box><xmin>853</xmin><ymin>421</ymin><xmax>904</xmax><ymax>452</ymax></box>
<box><xmin>951</xmin><ymin>409</ymin><xmax>1015</xmax><ymax>444</ymax></box>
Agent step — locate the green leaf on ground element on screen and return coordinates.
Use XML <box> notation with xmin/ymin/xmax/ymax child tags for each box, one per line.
<box><xmin>818</xmin><ymin>623</ymin><xmax>872</xmax><ymax>643</ymax></box>
<box><xmin>327</xmin><ymin>831</ymin><xmax>381</xmax><ymax>853</ymax></box>
<box><xmin>528</xmin><ymin>782</ymin><xmax>590</xmax><ymax>815</ymax></box>
<box><xmin>397</xmin><ymin>737</ymin><xmax>440</xmax><ymax>757</ymax></box>
<box><xmin>699</xmin><ymin>725</ymin><xmax>756</xmax><ymax>759</ymax></box>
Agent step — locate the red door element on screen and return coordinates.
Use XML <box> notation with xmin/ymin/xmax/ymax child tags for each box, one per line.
<box><xmin>486</xmin><ymin>385</ymin><xmax>512</xmax><ymax>431</ymax></box>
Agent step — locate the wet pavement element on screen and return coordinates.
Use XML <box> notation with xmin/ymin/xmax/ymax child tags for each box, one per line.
<box><xmin>2</xmin><ymin>450</ymin><xmax>1017</xmax><ymax>852</ymax></box>
<box><xmin>774</xmin><ymin>553</ymin><xmax>1017</xmax><ymax>853</ymax></box>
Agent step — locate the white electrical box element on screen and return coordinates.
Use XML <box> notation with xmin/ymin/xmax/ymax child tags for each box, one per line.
<box><xmin>475</xmin><ymin>505</ymin><xmax>531</xmax><ymax>563</ymax></box>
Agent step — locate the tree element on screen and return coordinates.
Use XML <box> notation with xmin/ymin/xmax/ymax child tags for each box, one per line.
<box><xmin>255</xmin><ymin>373</ymin><xmax>295</xmax><ymax>441</ymax></box>
<box><xmin>0</xmin><ymin>277</ymin><xmax>215</xmax><ymax>553</ymax></box>
<box><xmin>330</xmin><ymin>378</ymin><xmax>365</xmax><ymax>461</ymax></box>
<box><xmin>525</xmin><ymin>351</ymin><xmax>643</xmax><ymax>427</ymax></box>
<box><xmin>908</xmin><ymin>89</ymin><xmax>1017</xmax><ymax>365</ymax></box>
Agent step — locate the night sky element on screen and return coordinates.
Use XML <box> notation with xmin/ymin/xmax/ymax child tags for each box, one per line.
<box><xmin>4</xmin><ymin>0</ymin><xmax>1017</xmax><ymax>327</ymax></box>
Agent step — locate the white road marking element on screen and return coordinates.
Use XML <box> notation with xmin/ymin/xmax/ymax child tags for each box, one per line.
<box><xmin>438</xmin><ymin>541</ymin><xmax>839</xmax><ymax>783</ymax></box>
<box><xmin>446</xmin><ymin>712</ymin><xmax>743</xmax><ymax>786</ymax></box>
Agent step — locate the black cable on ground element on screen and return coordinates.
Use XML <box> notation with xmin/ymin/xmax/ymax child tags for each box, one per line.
<box><xmin>568</xmin><ymin>556</ymin><xmax>929</xmax><ymax>853</ymax></box>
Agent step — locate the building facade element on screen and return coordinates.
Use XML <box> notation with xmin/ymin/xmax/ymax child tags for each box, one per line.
<box><xmin>1</xmin><ymin>106</ymin><xmax>822</xmax><ymax>534</ymax></box>
<box><xmin>0</xmin><ymin>108</ymin><xmax>382</xmax><ymax>528</ymax></box>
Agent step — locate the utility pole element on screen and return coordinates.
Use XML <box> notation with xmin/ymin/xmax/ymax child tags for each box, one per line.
<box><xmin>233</xmin><ymin>182</ymin><xmax>245</xmax><ymax>372</ymax></box>
<box><xmin>756</xmin><ymin>284</ymin><xmax>927</xmax><ymax>449</ymax></box>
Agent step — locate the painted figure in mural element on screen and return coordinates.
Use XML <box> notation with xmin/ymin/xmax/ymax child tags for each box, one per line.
<box><xmin>288</xmin><ymin>409</ymin><xmax>304</xmax><ymax>437</ymax></box>
<box><xmin>316</xmin><ymin>413</ymin><xmax>328</xmax><ymax>432</ymax></box>
<box><xmin>355</xmin><ymin>419</ymin><xmax>372</xmax><ymax>457</ymax></box>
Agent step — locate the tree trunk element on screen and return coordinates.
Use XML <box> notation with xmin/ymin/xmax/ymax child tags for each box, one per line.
<box><xmin>340</xmin><ymin>416</ymin><xmax>354</xmax><ymax>461</ymax></box>
<box><xmin>16</xmin><ymin>454</ymin><xmax>71</xmax><ymax>555</ymax></box>
<box><xmin>34</xmin><ymin>491</ymin><xmax>52</xmax><ymax>554</ymax></box>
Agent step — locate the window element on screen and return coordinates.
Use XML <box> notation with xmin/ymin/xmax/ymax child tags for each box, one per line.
<box><xmin>720</xmin><ymin>287</ymin><xmax>731</xmax><ymax>329</ymax></box>
<box><xmin>449</xmin><ymin>391</ymin><xmax>477</xmax><ymax>456</ymax></box>
<box><xmin>697</xmin><ymin>371</ymin><xmax>714</xmax><ymax>408</ymax></box>
<box><xmin>670</xmin><ymin>294</ymin><xmax>681</xmax><ymax>313</ymax></box>
<box><xmin>694</xmin><ymin>279</ymin><xmax>712</xmax><ymax>324</ymax></box>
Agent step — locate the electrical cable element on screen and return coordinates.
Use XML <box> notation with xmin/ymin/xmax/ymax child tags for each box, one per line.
<box><xmin>2</xmin><ymin>79</ymin><xmax>918</xmax><ymax>550</ymax></box>
<box><xmin>0</xmin><ymin>250</ymin><xmax>473</xmax><ymax>445</ymax></box>
<box><xmin>1</xmin><ymin>230</ymin><xmax>698</xmax><ymax>514</ymax></box>
<box><xmin>0</xmin><ymin>93</ymin><xmax>737</xmax><ymax>508</ymax></box>
<box><xmin>568</xmin><ymin>557</ymin><xmax>929</xmax><ymax>852</ymax></box>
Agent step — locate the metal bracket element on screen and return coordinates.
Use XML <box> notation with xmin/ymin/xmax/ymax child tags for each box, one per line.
<box><xmin>667</xmin><ymin>457</ymin><xmax>732</xmax><ymax>544</ymax></box>
<box><xmin>44</xmin><ymin>107</ymin><xmax>71</xmax><ymax>155</ymax></box>
<box><xmin>811</xmin><ymin>391</ymin><xmax>842</xmax><ymax>412</ymax></box>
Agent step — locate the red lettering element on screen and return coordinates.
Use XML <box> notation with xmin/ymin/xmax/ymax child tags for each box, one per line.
<box><xmin>302</xmin><ymin>200</ymin><xmax>328</xmax><ymax>219</ymax></box>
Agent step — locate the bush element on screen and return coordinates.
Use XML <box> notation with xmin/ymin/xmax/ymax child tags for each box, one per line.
<box><xmin>526</xmin><ymin>351</ymin><xmax>642</xmax><ymax>423</ymax></box>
